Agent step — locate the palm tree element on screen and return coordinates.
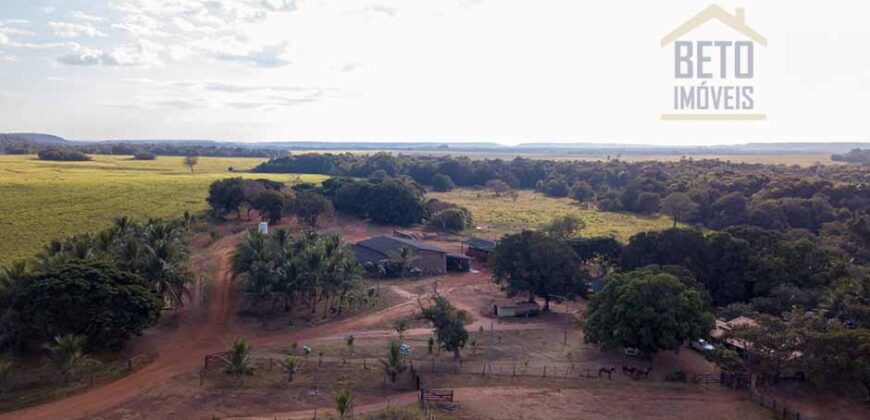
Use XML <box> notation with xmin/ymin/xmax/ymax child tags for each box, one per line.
<box><xmin>142</xmin><ymin>239</ymin><xmax>191</xmax><ymax>309</ymax></box>
<box><xmin>392</xmin><ymin>247</ymin><xmax>416</xmax><ymax>278</ymax></box>
<box><xmin>43</xmin><ymin>334</ymin><xmax>87</xmax><ymax>383</ymax></box>
<box><xmin>333</xmin><ymin>388</ymin><xmax>354</xmax><ymax>419</ymax></box>
<box><xmin>393</xmin><ymin>319</ymin><xmax>409</xmax><ymax>342</ymax></box>
<box><xmin>280</xmin><ymin>355</ymin><xmax>302</xmax><ymax>382</ymax></box>
<box><xmin>0</xmin><ymin>261</ymin><xmax>26</xmax><ymax>308</ymax></box>
<box><xmin>222</xmin><ymin>338</ymin><xmax>254</xmax><ymax>385</ymax></box>
<box><xmin>379</xmin><ymin>340</ymin><xmax>407</xmax><ymax>383</ymax></box>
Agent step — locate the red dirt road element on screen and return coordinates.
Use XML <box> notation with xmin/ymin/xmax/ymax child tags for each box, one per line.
<box><xmin>0</xmin><ymin>233</ymin><xmax>242</xmax><ymax>420</ymax></box>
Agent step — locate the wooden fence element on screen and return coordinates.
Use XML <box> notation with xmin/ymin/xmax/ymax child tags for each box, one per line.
<box><xmin>751</xmin><ymin>391</ymin><xmax>806</xmax><ymax>420</ymax></box>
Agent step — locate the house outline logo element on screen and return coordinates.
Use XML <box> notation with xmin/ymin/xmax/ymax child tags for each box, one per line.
<box><xmin>660</xmin><ymin>4</ymin><xmax>767</xmax><ymax>121</ymax></box>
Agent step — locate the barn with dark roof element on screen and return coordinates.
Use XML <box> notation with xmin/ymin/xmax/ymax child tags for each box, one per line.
<box><xmin>351</xmin><ymin>235</ymin><xmax>469</xmax><ymax>275</ymax></box>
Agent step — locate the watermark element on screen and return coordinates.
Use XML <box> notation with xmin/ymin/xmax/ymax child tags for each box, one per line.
<box><xmin>661</xmin><ymin>4</ymin><xmax>766</xmax><ymax>121</ymax></box>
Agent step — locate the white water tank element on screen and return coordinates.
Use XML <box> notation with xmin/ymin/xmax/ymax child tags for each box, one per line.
<box><xmin>258</xmin><ymin>222</ymin><xmax>269</xmax><ymax>234</ymax></box>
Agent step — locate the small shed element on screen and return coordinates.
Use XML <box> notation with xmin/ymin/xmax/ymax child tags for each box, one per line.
<box><xmin>463</xmin><ymin>237</ymin><xmax>498</xmax><ymax>261</ymax></box>
<box><xmin>493</xmin><ymin>300</ymin><xmax>541</xmax><ymax>318</ymax></box>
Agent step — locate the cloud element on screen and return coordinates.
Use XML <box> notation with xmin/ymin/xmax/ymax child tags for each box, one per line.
<box><xmin>214</xmin><ymin>42</ymin><xmax>290</xmax><ymax>67</ymax></box>
<box><xmin>57</xmin><ymin>41</ymin><xmax>163</xmax><ymax>67</ymax></box>
<box><xmin>49</xmin><ymin>21</ymin><xmax>108</xmax><ymax>38</ymax></box>
<box><xmin>0</xmin><ymin>20</ymin><xmax>36</xmax><ymax>44</ymax></box>
<box><xmin>0</xmin><ymin>51</ymin><xmax>17</xmax><ymax>62</ymax></box>
<box><xmin>70</xmin><ymin>11</ymin><xmax>105</xmax><ymax>22</ymax></box>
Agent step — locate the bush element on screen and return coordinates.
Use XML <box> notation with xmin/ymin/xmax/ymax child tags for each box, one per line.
<box><xmin>132</xmin><ymin>151</ymin><xmax>157</xmax><ymax>160</ymax></box>
<box><xmin>431</xmin><ymin>173</ymin><xmax>455</xmax><ymax>192</ymax></box>
<box><xmin>570</xmin><ymin>181</ymin><xmax>596</xmax><ymax>202</ymax></box>
<box><xmin>536</xmin><ymin>177</ymin><xmax>569</xmax><ymax>197</ymax></box>
<box><xmin>36</xmin><ymin>149</ymin><xmax>91</xmax><ymax>161</ymax></box>
<box><xmin>429</xmin><ymin>207</ymin><xmax>473</xmax><ymax>231</ymax></box>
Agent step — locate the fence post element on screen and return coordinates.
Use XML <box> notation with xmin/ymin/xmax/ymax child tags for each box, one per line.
<box><xmin>512</xmin><ymin>364</ymin><xmax>516</xmax><ymax>377</ymax></box>
<box><xmin>543</xmin><ymin>366</ymin><xmax>547</xmax><ymax>377</ymax></box>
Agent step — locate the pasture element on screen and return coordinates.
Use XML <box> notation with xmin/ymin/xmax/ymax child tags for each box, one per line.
<box><xmin>0</xmin><ymin>155</ymin><xmax>326</xmax><ymax>264</ymax></box>
<box><xmin>430</xmin><ymin>188</ymin><xmax>678</xmax><ymax>242</ymax></box>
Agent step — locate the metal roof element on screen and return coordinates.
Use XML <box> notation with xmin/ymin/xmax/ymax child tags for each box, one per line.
<box><xmin>463</xmin><ymin>237</ymin><xmax>498</xmax><ymax>252</ymax></box>
<box><xmin>356</xmin><ymin>235</ymin><xmax>448</xmax><ymax>255</ymax></box>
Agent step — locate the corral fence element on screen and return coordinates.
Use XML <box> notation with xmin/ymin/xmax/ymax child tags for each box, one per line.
<box><xmin>195</xmin><ymin>352</ymin><xmax>809</xmax><ymax>420</ymax></box>
<box><xmin>719</xmin><ymin>372</ymin><xmax>809</xmax><ymax>420</ymax></box>
<box><xmin>750</xmin><ymin>391</ymin><xmax>807</xmax><ymax>420</ymax></box>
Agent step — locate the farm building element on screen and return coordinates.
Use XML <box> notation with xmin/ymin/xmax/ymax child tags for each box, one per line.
<box><xmin>492</xmin><ymin>299</ymin><xmax>541</xmax><ymax>318</ymax></box>
<box><xmin>462</xmin><ymin>237</ymin><xmax>498</xmax><ymax>260</ymax></box>
<box><xmin>351</xmin><ymin>235</ymin><xmax>470</xmax><ymax>276</ymax></box>
<box><xmin>711</xmin><ymin>316</ymin><xmax>758</xmax><ymax>354</ymax></box>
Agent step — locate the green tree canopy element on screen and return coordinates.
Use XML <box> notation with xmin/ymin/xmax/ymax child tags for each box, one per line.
<box><xmin>661</xmin><ymin>192</ymin><xmax>699</xmax><ymax>227</ymax></box>
<box><xmin>422</xmin><ymin>296</ymin><xmax>469</xmax><ymax>359</ymax></box>
<box><xmin>4</xmin><ymin>260</ymin><xmax>162</xmax><ymax>351</ymax></box>
<box><xmin>491</xmin><ymin>230</ymin><xmax>588</xmax><ymax>310</ymax></box>
<box><xmin>430</xmin><ymin>173</ymin><xmax>455</xmax><ymax>192</ymax></box>
<box><xmin>585</xmin><ymin>269</ymin><xmax>713</xmax><ymax>355</ymax></box>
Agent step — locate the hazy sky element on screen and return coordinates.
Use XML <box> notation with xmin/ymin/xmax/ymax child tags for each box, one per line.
<box><xmin>1</xmin><ymin>0</ymin><xmax>869</xmax><ymax>145</ymax></box>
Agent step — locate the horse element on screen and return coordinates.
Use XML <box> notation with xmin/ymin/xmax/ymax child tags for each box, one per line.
<box><xmin>622</xmin><ymin>365</ymin><xmax>636</xmax><ymax>376</ymax></box>
<box><xmin>634</xmin><ymin>366</ymin><xmax>652</xmax><ymax>379</ymax></box>
<box><xmin>598</xmin><ymin>367</ymin><xmax>616</xmax><ymax>379</ymax></box>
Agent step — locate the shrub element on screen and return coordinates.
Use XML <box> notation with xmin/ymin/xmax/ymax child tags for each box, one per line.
<box><xmin>429</xmin><ymin>207</ymin><xmax>473</xmax><ymax>232</ymax></box>
<box><xmin>37</xmin><ymin>149</ymin><xmax>91</xmax><ymax>162</ymax></box>
<box><xmin>132</xmin><ymin>151</ymin><xmax>157</xmax><ymax>160</ymax></box>
<box><xmin>431</xmin><ymin>173</ymin><xmax>455</xmax><ymax>192</ymax></box>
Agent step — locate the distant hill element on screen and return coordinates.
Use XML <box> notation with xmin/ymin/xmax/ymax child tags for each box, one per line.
<box><xmin>1</xmin><ymin>133</ymin><xmax>68</xmax><ymax>144</ymax></box>
<box><xmin>3</xmin><ymin>132</ymin><xmax>870</xmax><ymax>157</ymax></box>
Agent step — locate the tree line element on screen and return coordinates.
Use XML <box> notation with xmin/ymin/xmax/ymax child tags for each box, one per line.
<box><xmin>253</xmin><ymin>152</ymin><xmax>869</xmax><ymax>261</ymax></box>
<box><xmin>207</xmin><ymin>176</ymin><xmax>472</xmax><ymax>235</ymax></box>
<box><xmin>3</xmin><ymin>138</ymin><xmax>283</xmax><ymax>158</ymax></box>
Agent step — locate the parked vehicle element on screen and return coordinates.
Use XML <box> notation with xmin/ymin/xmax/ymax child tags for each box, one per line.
<box><xmin>690</xmin><ymin>339</ymin><xmax>715</xmax><ymax>353</ymax></box>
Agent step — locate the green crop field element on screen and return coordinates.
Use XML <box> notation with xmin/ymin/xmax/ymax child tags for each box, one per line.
<box><xmin>0</xmin><ymin>155</ymin><xmax>326</xmax><ymax>264</ymax></box>
<box><xmin>430</xmin><ymin>188</ymin><xmax>679</xmax><ymax>242</ymax></box>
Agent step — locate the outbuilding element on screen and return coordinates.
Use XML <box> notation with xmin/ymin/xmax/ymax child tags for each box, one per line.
<box><xmin>462</xmin><ymin>237</ymin><xmax>498</xmax><ymax>261</ymax></box>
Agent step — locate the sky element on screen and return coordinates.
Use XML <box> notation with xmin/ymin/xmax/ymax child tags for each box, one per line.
<box><xmin>0</xmin><ymin>0</ymin><xmax>869</xmax><ymax>145</ymax></box>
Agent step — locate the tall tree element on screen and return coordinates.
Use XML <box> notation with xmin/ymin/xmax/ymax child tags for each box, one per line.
<box><xmin>585</xmin><ymin>269</ymin><xmax>713</xmax><ymax>355</ymax></box>
<box><xmin>422</xmin><ymin>296</ymin><xmax>469</xmax><ymax>359</ymax></box>
<box><xmin>661</xmin><ymin>192</ymin><xmax>699</xmax><ymax>228</ymax></box>
<box><xmin>183</xmin><ymin>155</ymin><xmax>199</xmax><ymax>173</ymax></box>
<box><xmin>5</xmin><ymin>260</ymin><xmax>162</xmax><ymax>351</ymax></box>
<box><xmin>491</xmin><ymin>230</ymin><xmax>588</xmax><ymax>311</ymax></box>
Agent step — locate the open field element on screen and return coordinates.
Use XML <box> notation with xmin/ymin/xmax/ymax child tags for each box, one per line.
<box><xmin>430</xmin><ymin>188</ymin><xmax>679</xmax><ymax>242</ymax></box>
<box><xmin>290</xmin><ymin>149</ymin><xmax>841</xmax><ymax>167</ymax></box>
<box><xmin>0</xmin><ymin>155</ymin><xmax>326</xmax><ymax>264</ymax></box>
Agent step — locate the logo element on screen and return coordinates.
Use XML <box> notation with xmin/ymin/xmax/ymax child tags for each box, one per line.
<box><xmin>661</xmin><ymin>5</ymin><xmax>767</xmax><ymax>121</ymax></box>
